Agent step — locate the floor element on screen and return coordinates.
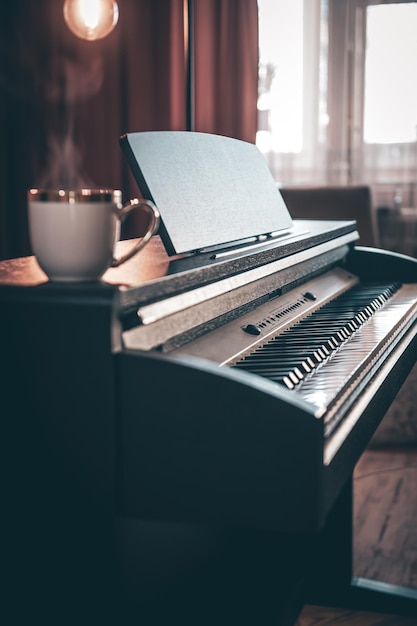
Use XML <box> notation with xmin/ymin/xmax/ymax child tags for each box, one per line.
<box><xmin>296</xmin><ymin>446</ymin><xmax>417</xmax><ymax>625</ymax></box>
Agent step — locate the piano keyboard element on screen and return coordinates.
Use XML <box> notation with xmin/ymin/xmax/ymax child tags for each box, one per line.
<box><xmin>231</xmin><ymin>281</ymin><xmax>417</xmax><ymax>436</ymax></box>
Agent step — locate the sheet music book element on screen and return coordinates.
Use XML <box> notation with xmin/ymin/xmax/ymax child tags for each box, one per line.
<box><xmin>120</xmin><ymin>131</ymin><xmax>293</xmax><ymax>256</ymax></box>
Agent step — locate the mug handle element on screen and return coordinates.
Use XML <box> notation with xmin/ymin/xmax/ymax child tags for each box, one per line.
<box><xmin>111</xmin><ymin>198</ymin><xmax>160</xmax><ymax>267</ymax></box>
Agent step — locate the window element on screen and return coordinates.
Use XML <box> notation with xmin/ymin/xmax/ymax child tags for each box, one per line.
<box><xmin>257</xmin><ymin>0</ymin><xmax>304</xmax><ymax>154</ymax></box>
<box><xmin>364</xmin><ymin>3</ymin><xmax>417</xmax><ymax>145</ymax></box>
<box><xmin>257</xmin><ymin>0</ymin><xmax>417</xmax><ymax>208</ymax></box>
<box><xmin>257</xmin><ymin>0</ymin><xmax>326</xmax><ymax>184</ymax></box>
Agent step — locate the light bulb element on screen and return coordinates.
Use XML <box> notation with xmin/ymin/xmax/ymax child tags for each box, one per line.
<box><xmin>64</xmin><ymin>0</ymin><xmax>119</xmax><ymax>41</ymax></box>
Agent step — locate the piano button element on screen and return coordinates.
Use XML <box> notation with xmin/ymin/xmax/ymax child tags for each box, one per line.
<box><xmin>242</xmin><ymin>324</ymin><xmax>262</xmax><ymax>336</ymax></box>
<box><xmin>303</xmin><ymin>291</ymin><xmax>317</xmax><ymax>301</ymax></box>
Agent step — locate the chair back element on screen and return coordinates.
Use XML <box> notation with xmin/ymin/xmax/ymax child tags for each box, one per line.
<box><xmin>280</xmin><ymin>185</ymin><xmax>379</xmax><ymax>247</ymax></box>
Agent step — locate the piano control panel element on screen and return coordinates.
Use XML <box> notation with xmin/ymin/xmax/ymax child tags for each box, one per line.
<box><xmin>172</xmin><ymin>267</ymin><xmax>359</xmax><ymax>365</ymax></box>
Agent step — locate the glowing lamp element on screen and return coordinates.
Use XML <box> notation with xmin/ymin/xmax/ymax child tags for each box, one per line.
<box><xmin>63</xmin><ymin>0</ymin><xmax>119</xmax><ymax>41</ymax></box>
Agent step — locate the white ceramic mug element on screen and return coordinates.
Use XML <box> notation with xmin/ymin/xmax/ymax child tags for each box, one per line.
<box><xmin>28</xmin><ymin>188</ymin><xmax>160</xmax><ymax>281</ymax></box>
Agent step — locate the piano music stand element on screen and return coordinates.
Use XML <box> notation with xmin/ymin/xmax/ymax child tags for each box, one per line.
<box><xmin>120</xmin><ymin>131</ymin><xmax>293</xmax><ymax>256</ymax></box>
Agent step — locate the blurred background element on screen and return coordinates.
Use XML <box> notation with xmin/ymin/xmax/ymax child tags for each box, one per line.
<box><xmin>1</xmin><ymin>0</ymin><xmax>416</xmax><ymax>261</ymax></box>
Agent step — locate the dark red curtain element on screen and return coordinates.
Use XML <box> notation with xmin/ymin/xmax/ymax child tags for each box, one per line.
<box><xmin>193</xmin><ymin>0</ymin><xmax>259</xmax><ymax>144</ymax></box>
<box><xmin>0</xmin><ymin>0</ymin><xmax>258</xmax><ymax>260</ymax></box>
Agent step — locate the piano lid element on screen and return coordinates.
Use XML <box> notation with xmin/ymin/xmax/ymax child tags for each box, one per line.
<box><xmin>120</xmin><ymin>131</ymin><xmax>293</xmax><ymax>256</ymax></box>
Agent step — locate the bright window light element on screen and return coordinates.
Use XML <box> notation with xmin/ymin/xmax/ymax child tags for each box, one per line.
<box><xmin>364</xmin><ymin>3</ymin><xmax>417</xmax><ymax>144</ymax></box>
<box><xmin>257</xmin><ymin>0</ymin><xmax>304</xmax><ymax>153</ymax></box>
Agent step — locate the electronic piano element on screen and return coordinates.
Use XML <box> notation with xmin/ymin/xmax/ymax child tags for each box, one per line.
<box><xmin>2</xmin><ymin>132</ymin><xmax>417</xmax><ymax>625</ymax></box>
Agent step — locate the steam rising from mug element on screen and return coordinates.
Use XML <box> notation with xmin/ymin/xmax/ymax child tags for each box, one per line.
<box><xmin>64</xmin><ymin>0</ymin><xmax>119</xmax><ymax>41</ymax></box>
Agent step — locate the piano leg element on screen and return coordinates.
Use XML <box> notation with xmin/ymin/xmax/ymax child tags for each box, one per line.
<box><xmin>306</xmin><ymin>475</ymin><xmax>417</xmax><ymax>617</ymax></box>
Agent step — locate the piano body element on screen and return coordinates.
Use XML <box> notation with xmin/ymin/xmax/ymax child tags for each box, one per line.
<box><xmin>2</xmin><ymin>132</ymin><xmax>417</xmax><ymax>625</ymax></box>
